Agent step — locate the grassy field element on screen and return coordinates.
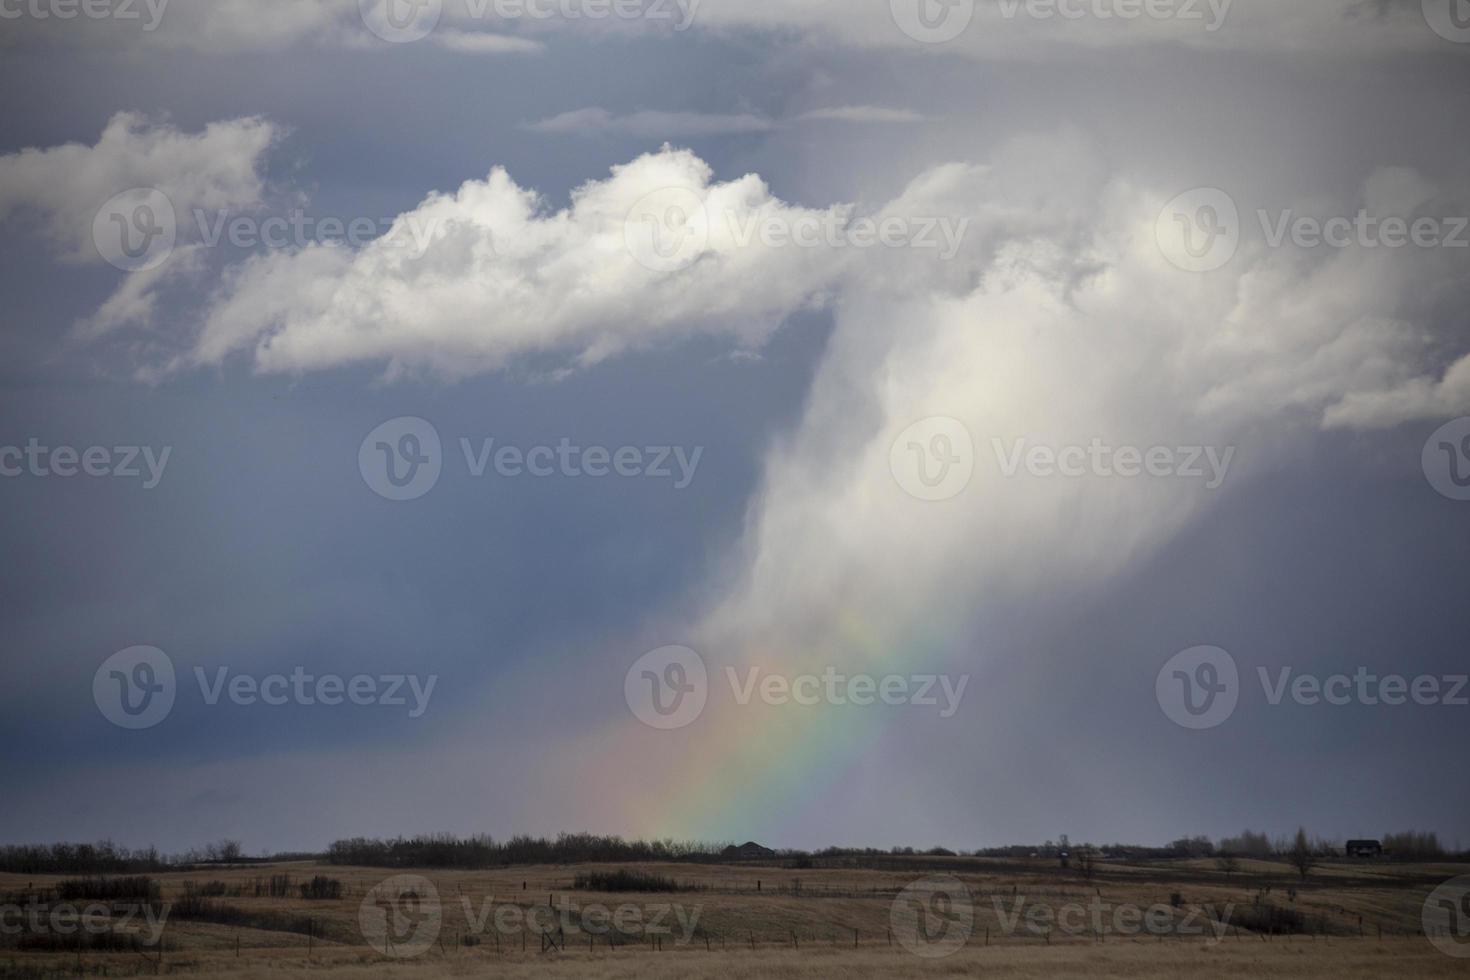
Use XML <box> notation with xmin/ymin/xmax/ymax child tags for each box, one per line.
<box><xmin>3</xmin><ymin>857</ymin><xmax>1468</xmax><ymax>977</ymax></box>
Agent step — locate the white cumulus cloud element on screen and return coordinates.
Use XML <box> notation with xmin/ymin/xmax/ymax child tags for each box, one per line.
<box><xmin>0</xmin><ymin>112</ymin><xmax>278</xmax><ymax>263</ymax></box>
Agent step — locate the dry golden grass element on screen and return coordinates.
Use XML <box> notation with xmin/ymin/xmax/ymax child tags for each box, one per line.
<box><xmin>8</xmin><ymin>939</ymin><xmax>1468</xmax><ymax>979</ymax></box>
<box><xmin>3</xmin><ymin>858</ymin><xmax>1468</xmax><ymax>977</ymax></box>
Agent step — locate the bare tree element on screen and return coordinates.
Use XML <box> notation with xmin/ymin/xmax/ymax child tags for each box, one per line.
<box><xmin>1216</xmin><ymin>854</ymin><xmax>1240</xmax><ymax>876</ymax></box>
<box><xmin>1288</xmin><ymin>827</ymin><xmax>1316</xmax><ymax>882</ymax></box>
<box><xmin>206</xmin><ymin>839</ymin><xmax>243</xmax><ymax>864</ymax></box>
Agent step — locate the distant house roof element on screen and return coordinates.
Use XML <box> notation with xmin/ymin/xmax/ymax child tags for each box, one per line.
<box><xmin>721</xmin><ymin>841</ymin><xmax>776</xmax><ymax>859</ymax></box>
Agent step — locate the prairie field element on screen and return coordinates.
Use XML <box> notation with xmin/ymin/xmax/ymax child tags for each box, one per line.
<box><xmin>3</xmin><ymin>857</ymin><xmax>1469</xmax><ymax>978</ymax></box>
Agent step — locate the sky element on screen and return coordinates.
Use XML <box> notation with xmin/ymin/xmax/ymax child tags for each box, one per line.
<box><xmin>0</xmin><ymin>0</ymin><xmax>1468</xmax><ymax>855</ymax></box>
